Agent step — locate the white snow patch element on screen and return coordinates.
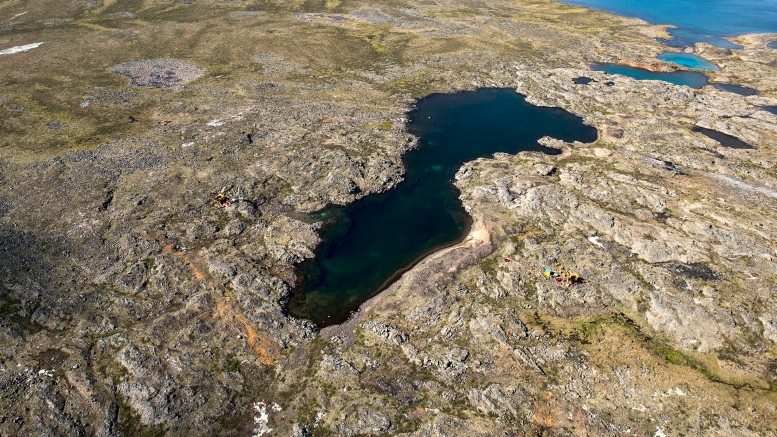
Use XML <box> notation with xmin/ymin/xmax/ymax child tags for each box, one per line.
<box><xmin>251</xmin><ymin>401</ymin><xmax>276</xmax><ymax>436</ymax></box>
<box><xmin>38</xmin><ymin>369</ymin><xmax>54</xmax><ymax>377</ymax></box>
<box><xmin>9</xmin><ymin>11</ymin><xmax>29</xmax><ymax>20</ymax></box>
<box><xmin>315</xmin><ymin>410</ymin><xmax>325</xmax><ymax>425</ymax></box>
<box><xmin>207</xmin><ymin>112</ymin><xmax>245</xmax><ymax>127</ymax></box>
<box><xmin>181</xmin><ymin>142</ymin><xmax>194</xmax><ymax>148</ymax></box>
<box><xmin>655</xmin><ymin>426</ymin><xmax>667</xmax><ymax>437</ymax></box>
<box><xmin>0</xmin><ymin>42</ymin><xmax>44</xmax><ymax>55</ymax></box>
<box><xmin>666</xmin><ymin>387</ymin><xmax>686</xmax><ymax>396</ymax></box>
<box><xmin>588</xmin><ymin>236</ymin><xmax>605</xmax><ymax>248</ymax></box>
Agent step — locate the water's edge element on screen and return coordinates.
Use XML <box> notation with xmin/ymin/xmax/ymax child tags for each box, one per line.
<box><xmin>559</xmin><ymin>0</ymin><xmax>775</xmax><ymax>48</ymax></box>
<box><xmin>289</xmin><ymin>88</ymin><xmax>597</xmax><ymax>328</ymax></box>
<box><xmin>319</xmin><ymin>215</ymin><xmax>489</xmax><ymax>341</ymax></box>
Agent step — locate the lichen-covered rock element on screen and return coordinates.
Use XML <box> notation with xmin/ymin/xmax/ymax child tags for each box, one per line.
<box><xmin>0</xmin><ymin>0</ymin><xmax>775</xmax><ymax>435</ymax></box>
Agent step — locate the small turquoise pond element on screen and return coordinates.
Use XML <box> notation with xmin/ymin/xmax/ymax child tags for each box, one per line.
<box><xmin>592</xmin><ymin>63</ymin><xmax>709</xmax><ymax>89</ymax></box>
<box><xmin>288</xmin><ymin>89</ymin><xmax>598</xmax><ymax>326</ymax></box>
<box><xmin>657</xmin><ymin>52</ymin><xmax>719</xmax><ymax>71</ymax></box>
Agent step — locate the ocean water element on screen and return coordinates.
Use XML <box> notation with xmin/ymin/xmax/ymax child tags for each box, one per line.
<box><xmin>658</xmin><ymin>28</ymin><xmax>741</xmax><ymax>50</ymax></box>
<box><xmin>288</xmin><ymin>89</ymin><xmax>597</xmax><ymax>326</ymax></box>
<box><xmin>592</xmin><ymin>63</ymin><xmax>709</xmax><ymax>88</ymax></box>
<box><xmin>563</xmin><ymin>0</ymin><xmax>777</xmax><ymax>47</ymax></box>
<box><xmin>657</xmin><ymin>52</ymin><xmax>719</xmax><ymax>71</ymax></box>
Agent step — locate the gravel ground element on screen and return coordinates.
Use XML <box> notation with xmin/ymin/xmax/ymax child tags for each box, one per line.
<box><xmin>111</xmin><ymin>58</ymin><xmax>205</xmax><ymax>89</ymax></box>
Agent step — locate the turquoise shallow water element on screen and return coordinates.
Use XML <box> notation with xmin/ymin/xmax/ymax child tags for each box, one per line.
<box><xmin>659</xmin><ymin>28</ymin><xmax>741</xmax><ymax>50</ymax></box>
<box><xmin>592</xmin><ymin>63</ymin><xmax>709</xmax><ymax>89</ymax></box>
<box><xmin>657</xmin><ymin>52</ymin><xmax>719</xmax><ymax>71</ymax></box>
<box><xmin>562</xmin><ymin>0</ymin><xmax>777</xmax><ymax>47</ymax></box>
<box><xmin>288</xmin><ymin>89</ymin><xmax>597</xmax><ymax>326</ymax></box>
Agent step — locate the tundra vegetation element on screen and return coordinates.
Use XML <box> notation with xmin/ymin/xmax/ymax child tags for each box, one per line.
<box><xmin>0</xmin><ymin>0</ymin><xmax>775</xmax><ymax>435</ymax></box>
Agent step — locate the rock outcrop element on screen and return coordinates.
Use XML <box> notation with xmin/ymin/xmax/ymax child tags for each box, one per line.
<box><xmin>0</xmin><ymin>0</ymin><xmax>775</xmax><ymax>435</ymax></box>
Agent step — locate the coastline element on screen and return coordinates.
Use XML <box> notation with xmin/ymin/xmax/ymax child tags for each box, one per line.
<box><xmin>557</xmin><ymin>0</ymin><xmax>776</xmax><ymax>48</ymax></box>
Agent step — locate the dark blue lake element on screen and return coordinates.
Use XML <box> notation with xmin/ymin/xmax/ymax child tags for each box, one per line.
<box><xmin>713</xmin><ymin>83</ymin><xmax>758</xmax><ymax>96</ymax></box>
<box><xmin>592</xmin><ymin>63</ymin><xmax>709</xmax><ymax>88</ymax></box>
<box><xmin>288</xmin><ymin>89</ymin><xmax>597</xmax><ymax>326</ymax></box>
<box><xmin>562</xmin><ymin>0</ymin><xmax>777</xmax><ymax>48</ymax></box>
